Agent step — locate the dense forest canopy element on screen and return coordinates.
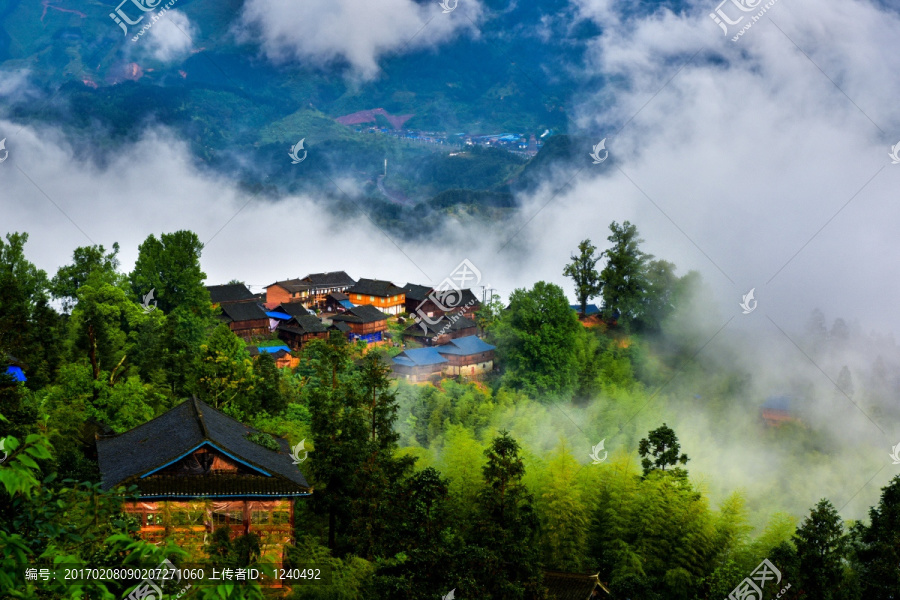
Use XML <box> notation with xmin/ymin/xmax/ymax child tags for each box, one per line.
<box><xmin>2</xmin><ymin>224</ymin><xmax>900</xmax><ymax>599</ymax></box>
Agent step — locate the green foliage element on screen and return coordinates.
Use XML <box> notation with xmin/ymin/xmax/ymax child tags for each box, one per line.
<box><xmin>600</xmin><ymin>220</ymin><xmax>650</xmax><ymax>327</ymax></box>
<box><xmin>638</xmin><ymin>423</ymin><xmax>689</xmax><ymax>477</ymax></box>
<box><xmin>563</xmin><ymin>239</ymin><xmax>603</xmax><ymax>317</ymax></box>
<box><xmin>245</xmin><ymin>431</ymin><xmax>280</xmax><ymax>451</ymax></box>
<box><xmin>494</xmin><ymin>281</ymin><xmax>583</xmax><ymax>398</ymax></box>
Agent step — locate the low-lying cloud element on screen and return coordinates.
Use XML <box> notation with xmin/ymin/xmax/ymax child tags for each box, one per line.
<box><xmin>235</xmin><ymin>0</ymin><xmax>484</xmax><ymax>80</ymax></box>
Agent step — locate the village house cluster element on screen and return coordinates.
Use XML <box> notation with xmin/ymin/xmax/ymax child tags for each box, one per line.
<box><xmin>206</xmin><ymin>271</ymin><xmax>495</xmax><ymax>382</ymax></box>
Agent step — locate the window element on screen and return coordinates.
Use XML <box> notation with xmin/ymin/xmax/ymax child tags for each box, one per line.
<box><xmin>272</xmin><ymin>511</ymin><xmax>290</xmax><ymax>525</ymax></box>
<box><xmin>251</xmin><ymin>511</ymin><xmax>270</xmax><ymax>525</ymax></box>
<box><xmin>370</xmin><ymin>296</ymin><xmax>375</xmax><ymax>302</ymax></box>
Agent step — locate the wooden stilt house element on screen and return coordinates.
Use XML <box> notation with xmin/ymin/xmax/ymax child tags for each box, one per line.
<box><xmin>96</xmin><ymin>397</ymin><xmax>311</xmax><ymax>562</ymax></box>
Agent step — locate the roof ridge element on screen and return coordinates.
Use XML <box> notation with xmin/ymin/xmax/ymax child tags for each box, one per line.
<box><xmin>192</xmin><ymin>396</ymin><xmax>211</xmax><ymax>439</ymax></box>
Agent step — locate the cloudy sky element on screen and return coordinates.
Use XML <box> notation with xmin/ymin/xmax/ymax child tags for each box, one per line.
<box><xmin>2</xmin><ymin>0</ymin><xmax>900</xmax><ymax>517</ymax></box>
<box><xmin>2</xmin><ymin>0</ymin><xmax>898</xmax><ymax>331</ymax></box>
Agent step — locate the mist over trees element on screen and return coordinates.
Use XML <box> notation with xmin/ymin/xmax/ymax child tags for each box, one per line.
<box><xmin>2</xmin><ymin>228</ymin><xmax>900</xmax><ymax>599</ymax></box>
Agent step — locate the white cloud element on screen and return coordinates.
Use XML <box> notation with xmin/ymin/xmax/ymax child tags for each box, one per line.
<box><xmin>141</xmin><ymin>9</ymin><xmax>196</xmax><ymax>62</ymax></box>
<box><xmin>235</xmin><ymin>0</ymin><xmax>484</xmax><ymax>79</ymax></box>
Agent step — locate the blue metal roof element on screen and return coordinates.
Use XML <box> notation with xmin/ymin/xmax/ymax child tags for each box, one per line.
<box><xmin>4</xmin><ymin>365</ymin><xmax>26</xmax><ymax>382</ymax></box>
<box><xmin>256</xmin><ymin>345</ymin><xmax>292</xmax><ymax>354</ymax></box>
<box><xmin>570</xmin><ymin>304</ymin><xmax>601</xmax><ymax>315</ymax></box>
<box><xmin>266</xmin><ymin>311</ymin><xmax>293</xmax><ymax>320</ymax></box>
<box><xmin>436</xmin><ymin>335</ymin><xmax>496</xmax><ymax>356</ymax></box>
<box><xmin>393</xmin><ymin>347</ymin><xmax>448</xmax><ymax>367</ymax></box>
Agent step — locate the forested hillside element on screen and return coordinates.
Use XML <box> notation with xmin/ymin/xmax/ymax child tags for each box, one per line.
<box><xmin>2</xmin><ymin>223</ymin><xmax>900</xmax><ymax>600</ymax></box>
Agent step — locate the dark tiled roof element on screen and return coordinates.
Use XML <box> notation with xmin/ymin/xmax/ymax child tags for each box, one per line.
<box><xmin>327</xmin><ymin>292</ymin><xmax>349</xmax><ymax>302</ymax></box>
<box><xmin>207</xmin><ymin>284</ymin><xmax>255</xmax><ymax>304</ymax></box>
<box><xmin>96</xmin><ymin>397</ymin><xmax>310</xmax><ymax>494</ymax></box>
<box><xmin>404</xmin><ymin>315</ymin><xmax>477</xmax><ymax>336</ymax></box>
<box><xmin>220</xmin><ymin>302</ymin><xmax>268</xmax><ymax>323</ymax></box>
<box><xmin>543</xmin><ymin>571</ymin><xmax>607</xmax><ymax>599</ymax></box>
<box><xmin>301</xmin><ymin>271</ymin><xmax>356</xmax><ymax>287</ymax></box>
<box><xmin>331</xmin><ymin>304</ymin><xmax>388</xmax><ymax>324</ymax></box>
<box><xmin>277</xmin><ymin>303</ymin><xmax>315</xmax><ymax>318</ymax></box>
<box><xmin>329</xmin><ymin>321</ymin><xmax>351</xmax><ymax>333</ymax></box>
<box><xmin>278</xmin><ymin>315</ymin><xmax>327</xmax><ymax>335</ymax></box>
<box><xmin>401</xmin><ymin>283</ymin><xmax>433</xmax><ymax>302</ymax></box>
<box><xmin>267</xmin><ymin>279</ymin><xmax>311</xmax><ymax>294</ymax></box>
<box><xmin>347</xmin><ymin>278</ymin><xmax>405</xmax><ymax>298</ymax></box>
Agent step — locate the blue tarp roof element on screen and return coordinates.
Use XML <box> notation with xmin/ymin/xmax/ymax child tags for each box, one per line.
<box><xmin>437</xmin><ymin>335</ymin><xmax>496</xmax><ymax>356</ymax></box>
<box><xmin>256</xmin><ymin>345</ymin><xmax>292</xmax><ymax>354</ymax></box>
<box><xmin>763</xmin><ymin>395</ymin><xmax>792</xmax><ymax>411</ymax></box>
<box><xmin>266</xmin><ymin>311</ymin><xmax>293</xmax><ymax>320</ymax></box>
<box><xmin>339</xmin><ymin>300</ymin><xmax>354</xmax><ymax>309</ymax></box>
<box><xmin>570</xmin><ymin>304</ymin><xmax>601</xmax><ymax>315</ymax></box>
<box><xmin>393</xmin><ymin>347</ymin><xmax>448</xmax><ymax>367</ymax></box>
<box><xmin>4</xmin><ymin>365</ymin><xmax>26</xmax><ymax>382</ymax></box>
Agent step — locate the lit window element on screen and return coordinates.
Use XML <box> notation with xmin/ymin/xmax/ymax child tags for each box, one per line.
<box><xmin>370</xmin><ymin>296</ymin><xmax>375</xmax><ymax>302</ymax></box>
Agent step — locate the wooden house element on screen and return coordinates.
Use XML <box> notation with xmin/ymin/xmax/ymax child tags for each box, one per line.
<box><xmin>392</xmin><ymin>335</ymin><xmax>495</xmax><ymax>381</ymax></box>
<box><xmin>403</xmin><ymin>315</ymin><xmax>478</xmax><ymax>346</ymax></box>
<box><xmin>207</xmin><ymin>283</ymin><xmax>256</xmax><ymax>305</ymax></box>
<box><xmin>392</xmin><ymin>347</ymin><xmax>448</xmax><ymax>383</ymax></box>
<box><xmin>761</xmin><ymin>395</ymin><xmax>800</xmax><ymax>427</ymax></box>
<box><xmin>324</xmin><ymin>292</ymin><xmax>354</xmax><ymax>314</ymax></box>
<box><xmin>329</xmin><ymin>304</ymin><xmax>388</xmax><ymax>344</ymax></box>
<box><xmin>346</xmin><ymin>278</ymin><xmax>406</xmax><ymax>315</ymax></box>
<box><xmin>96</xmin><ymin>397</ymin><xmax>311</xmax><ymax>562</ymax></box>
<box><xmin>265</xmin><ymin>272</ymin><xmax>355</xmax><ymax>308</ymax></box>
<box><xmin>402</xmin><ymin>283</ymin><xmax>480</xmax><ymax>319</ymax></box>
<box><xmin>297</xmin><ymin>272</ymin><xmax>356</xmax><ymax>308</ymax></box>
<box><xmin>276</xmin><ymin>315</ymin><xmax>328</xmax><ymax>351</ymax></box>
<box><xmin>435</xmin><ymin>335</ymin><xmax>495</xmax><ymax>378</ymax></box>
<box><xmin>247</xmin><ymin>345</ymin><xmax>299</xmax><ymax>369</ymax></box>
<box><xmin>218</xmin><ymin>303</ymin><xmax>270</xmax><ymax>341</ymax></box>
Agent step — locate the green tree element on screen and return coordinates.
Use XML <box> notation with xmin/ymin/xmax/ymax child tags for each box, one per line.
<box><xmin>638</xmin><ymin>259</ymin><xmax>680</xmax><ymax>333</ymax></box>
<box><xmin>473</xmin><ymin>431</ymin><xmax>544</xmax><ymax>599</ymax></box>
<box><xmin>0</xmin><ymin>232</ymin><xmax>61</xmax><ymax>389</ymax></box>
<box><xmin>856</xmin><ymin>475</ymin><xmax>900</xmax><ymax>599</ymax></box>
<box><xmin>537</xmin><ymin>444</ymin><xmax>588</xmax><ymax>571</ymax></box>
<box><xmin>193</xmin><ymin>323</ymin><xmax>255</xmax><ymax>411</ymax></box>
<box><xmin>129</xmin><ymin>230</ymin><xmax>212</xmax><ymax>313</ymax></box>
<box><xmin>304</xmin><ymin>333</ymin><xmax>368</xmax><ymax>553</ymax></box>
<box><xmin>563</xmin><ymin>239</ymin><xmax>602</xmax><ymax>317</ymax></box>
<box><xmin>351</xmin><ymin>351</ymin><xmax>415</xmax><ymax>558</ymax></box>
<box><xmin>793</xmin><ymin>499</ymin><xmax>848</xmax><ymax>599</ymax></box>
<box><xmin>600</xmin><ymin>220</ymin><xmax>650</xmax><ymax>327</ymax></box>
<box><xmin>493</xmin><ymin>281</ymin><xmax>583</xmax><ymax>398</ymax></box>
<box><xmin>638</xmin><ymin>423</ymin><xmax>689</xmax><ymax>477</ymax></box>
<box><xmin>51</xmin><ymin>243</ymin><xmax>123</xmax><ymax>312</ymax></box>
